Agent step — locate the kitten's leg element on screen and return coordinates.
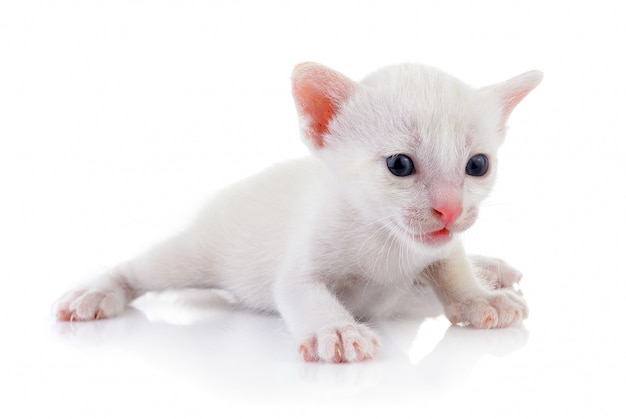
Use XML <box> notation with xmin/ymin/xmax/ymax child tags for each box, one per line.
<box><xmin>469</xmin><ymin>255</ymin><xmax>523</xmax><ymax>289</ymax></box>
<box><xmin>428</xmin><ymin>244</ymin><xmax>528</xmax><ymax>329</ymax></box>
<box><xmin>54</xmin><ymin>234</ymin><xmax>214</xmax><ymax>321</ymax></box>
<box><xmin>274</xmin><ymin>266</ymin><xmax>380</xmax><ymax>363</ymax></box>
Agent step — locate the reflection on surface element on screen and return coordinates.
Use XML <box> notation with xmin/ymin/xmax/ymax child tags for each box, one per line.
<box><xmin>53</xmin><ymin>289</ymin><xmax>529</xmax><ymax>401</ymax></box>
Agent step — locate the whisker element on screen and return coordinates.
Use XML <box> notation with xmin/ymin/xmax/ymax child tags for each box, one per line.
<box><xmin>351</xmin><ymin>209</ymin><xmax>443</xmax><ymax>304</ymax></box>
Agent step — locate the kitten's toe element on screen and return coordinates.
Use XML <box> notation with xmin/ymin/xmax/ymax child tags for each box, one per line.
<box><xmin>471</xmin><ymin>256</ymin><xmax>523</xmax><ymax>289</ymax></box>
<box><xmin>53</xmin><ymin>288</ymin><xmax>127</xmax><ymax>321</ymax></box>
<box><xmin>446</xmin><ymin>290</ymin><xmax>528</xmax><ymax>329</ymax></box>
<box><xmin>496</xmin><ymin>265</ymin><xmax>523</xmax><ymax>289</ymax></box>
<box><xmin>298</xmin><ymin>323</ymin><xmax>380</xmax><ymax>363</ymax></box>
<box><xmin>298</xmin><ymin>337</ymin><xmax>319</xmax><ymax>362</ymax></box>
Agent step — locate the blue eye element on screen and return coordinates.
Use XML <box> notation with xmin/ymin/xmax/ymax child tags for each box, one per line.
<box><xmin>386</xmin><ymin>154</ymin><xmax>415</xmax><ymax>177</ymax></box>
<box><xmin>466</xmin><ymin>154</ymin><xmax>489</xmax><ymax>177</ymax></box>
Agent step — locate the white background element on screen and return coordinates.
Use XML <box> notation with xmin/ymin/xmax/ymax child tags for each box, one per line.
<box><xmin>1</xmin><ymin>0</ymin><xmax>625</xmax><ymax>417</ymax></box>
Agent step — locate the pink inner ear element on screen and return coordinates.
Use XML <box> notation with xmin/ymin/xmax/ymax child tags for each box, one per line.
<box><xmin>497</xmin><ymin>87</ymin><xmax>532</xmax><ymax>133</ymax></box>
<box><xmin>293</xmin><ymin>84</ymin><xmax>337</xmax><ymax>148</ymax></box>
<box><xmin>292</xmin><ymin>63</ymin><xmax>354</xmax><ymax>148</ymax></box>
<box><xmin>502</xmin><ymin>88</ymin><xmax>531</xmax><ymax>119</ymax></box>
<box><xmin>495</xmin><ymin>70</ymin><xmax>543</xmax><ymax>131</ymax></box>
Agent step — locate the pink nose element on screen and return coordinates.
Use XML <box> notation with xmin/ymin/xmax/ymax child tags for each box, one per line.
<box><xmin>432</xmin><ymin>205</ymin><xmax>461</xmax><ymax>226</ymax></box>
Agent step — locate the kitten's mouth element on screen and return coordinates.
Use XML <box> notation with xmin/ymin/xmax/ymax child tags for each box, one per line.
<box><xmin>392</xmin><ymin>221</ymin><xmax>454</xmax><ymax>246</ymax></box>
<box><xmin>413</xmin><ymin>228</ymin><xmax>453</xmax><ymax>246</ymax></box>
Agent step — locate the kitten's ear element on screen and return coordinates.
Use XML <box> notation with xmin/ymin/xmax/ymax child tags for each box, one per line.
<box><xmin>485</xmin><ymin>70</ymin><xmax>543</xmax><ymax>131</ymax></box>
<box><xmin>292</xmin><ymin>62</ymin><xmax>356</xmax><ymax>148</ymax></box>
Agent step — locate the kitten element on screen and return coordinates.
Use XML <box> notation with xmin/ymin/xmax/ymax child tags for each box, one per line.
<box><xmin>54</xmin><ymin>62</ymin><xmax>542</xmax><ymax>363</ymax></box>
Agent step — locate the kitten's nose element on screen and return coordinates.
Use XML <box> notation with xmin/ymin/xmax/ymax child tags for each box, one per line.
<box><xmin>432</xmin><ymin>205</ymin><xmax>461</xmax><ymax>226</ymax></box>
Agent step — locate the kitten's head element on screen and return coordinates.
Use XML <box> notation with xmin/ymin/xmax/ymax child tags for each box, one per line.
<box><xmin>292</xmin><ymin>62</ymin><xmax>542</xmax><ymax>250</ymax></box>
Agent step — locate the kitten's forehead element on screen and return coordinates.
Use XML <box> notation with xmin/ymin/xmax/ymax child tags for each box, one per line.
<box><xmin>362</xmin><ymin>64</ymin><xmax>479</xmax><ymax>168</ymax></box>
<box><xmin>361</xmin><ymin>63</ymin><xmax>474</xmax><ymax>105</ymax></box>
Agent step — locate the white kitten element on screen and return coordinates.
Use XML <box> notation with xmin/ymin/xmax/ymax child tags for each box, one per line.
<box><xmin>54</xmin><ymin>62</ymin><xmax>542</xmax><ymax>363</ymax></box>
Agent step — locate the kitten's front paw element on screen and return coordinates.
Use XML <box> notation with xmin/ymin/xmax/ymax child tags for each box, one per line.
<box><xmin>53</xmin><ymin>288</ymin><xmax>127</xmax><ymax>321</ymax></box>
<box><xmin>445</xmin><ymin>290</ymin><xmax>528</xmax><ymax>329</ymax></box>
<box><xmin>298</xmin><ymin>323</ymin><xmax>380</xmax><ymax>363</ymax></box>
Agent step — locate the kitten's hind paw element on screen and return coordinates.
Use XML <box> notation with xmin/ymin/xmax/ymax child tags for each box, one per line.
<box><xmin>470</xmin><ymin>255</ymin><xmax>523</xmax><ymax>290</ymax></box>
<box><xmin>53</xmin><ymin>288</ymin><xmax>127</xmax><ymax>321</ymax></box>
<box><xmin>298</xmin><ymin>323</ymin><xmax>380</xmax><ymax>363</ymax></box>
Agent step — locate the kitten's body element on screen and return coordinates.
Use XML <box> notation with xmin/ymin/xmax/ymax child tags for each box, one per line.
<box><xmin>54</xmin><ymin>63</ymin><xmax>542</xmax><ymax>363</ymax></box>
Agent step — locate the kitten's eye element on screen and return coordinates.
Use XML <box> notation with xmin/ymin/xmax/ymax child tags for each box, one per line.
<box><xmin>386</xmin><ymin>154</ymin><xmax>415</xmax><ymax>177</ymax></box>
<box><xmin>465</xmin><ymin>154</ymin><xmax>489</xmax><ymax>177</ymax></box>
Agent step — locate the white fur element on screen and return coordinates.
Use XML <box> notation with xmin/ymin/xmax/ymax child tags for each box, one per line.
<box><xmin>54</xmin><ymin>62</ymin><xmax>542</xmax><ymax>363</ymax></box>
